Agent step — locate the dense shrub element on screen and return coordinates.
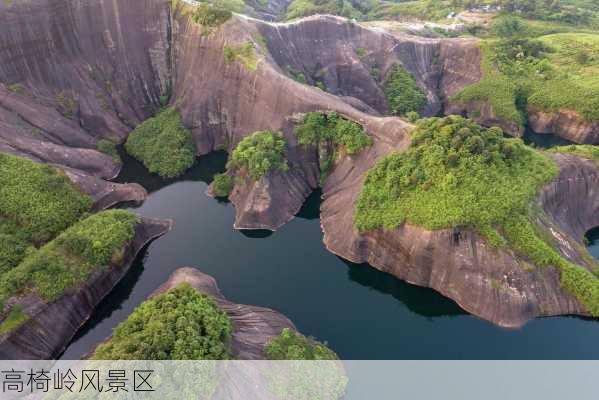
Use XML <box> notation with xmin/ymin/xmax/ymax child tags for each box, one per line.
<box><xmin>96</xmin><ymin>139</ymin><xmax>121</xmax><ymax>163</ymax></box>
<box><xmin>0</xmin><ymin>210</ymin><xmax>138</xmax><ymax>311</ymax></box>
<box><xmin>212</xmin><ymin>173</ymin><xmax>234</xmax><ymax>197</ymax></box>
<box><xmin>0</xmin><ymin>153</ymin><xmax>92</xmax><ymax>243</ymax></box>
<box><xmin>0</xmin><ymin>232</ymin><xmax>29</xmax><ymax>275</ymax></box>
<box><xmin>228</xmin><ymin>131</ymin><xmax>289</xmax><ymax>180</ymax></box>
<box><xmin>285</xmin><ymin>0</ymin><xmax>366</xmax><ymax>20</ymax></box>
<box><xmin>355</xmin><ymin>115</ymin><xmax>599</xmax><ymax>316</ymax></box>
<box><xmin>93</xmin><ymin>283</ymin><xmax>232</xmax><ymax>360</ymax></box>
<box><xmin>295</xmin><ymin>112</ymin><xmax>373</xmax><ymax>154</ymax></box>
<box><xmin>192</xmin><ymin>4</ymin><xmax>233</xmax><ymax>27</ymax></box>
<box><xmin>265</xmin><ymin>328</ymin><xmax>338</xmax><ymax>360</ymax></box>
<box><xmin>294</xmin><ymin>112</ymin><xmax>372</xmax><ymax>184</ymax></box>
<box><xmin>355</xmin><ymin>116</ymin><xmax>557</xmax><ymax>233</ymax></box>
<box><xmin>125</xmin><ymin>107</ymin><xmax>196</xmax><ymax>178</ymax></box>
<box><xmin>383</xmin><ymin>64</ymin><xmax>428</xmax><ymax>117</ymax></box>
<box><xmin>454</xmin><ymin>33</ymin><xmax>599</xmax><ymax>125</ymax></box>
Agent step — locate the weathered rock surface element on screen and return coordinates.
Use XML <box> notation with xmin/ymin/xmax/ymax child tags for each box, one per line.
<box><xmin>0</xmin><ymin>217</ymin><xmax>172</xmax><ymax>359</ymax></box>
<box><xmin>528</xmin><ymin>108</ymin><xmax>599</xmax><ymax>144</ymax></box>
<box><xmin>1</xmin><ymin>0</ymin><xmax>598</xmax><ymax>332</ymax></box>
<box><xmin>152</xmin><ymin>267</ymin><xmax>296</xmax><ymax>359</ymax></box>
<box><xmin>321</xmin><ymin>138</ymin><xmax>599</xmax><ymax>327</ymax></box>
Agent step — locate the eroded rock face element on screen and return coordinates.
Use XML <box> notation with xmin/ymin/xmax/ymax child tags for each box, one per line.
<box><xmin>528</xmin><ymin>108</ymin><xmax>599</xmax><ymax>144</ymax></box>
<box><xmin>146</xmin><ymin>267</ymin><xmax>296</xmax><ymax>359</ymax></box>
<box><xmin>175</xmin><ymin>13</ymin><xmax>477</xmax><ymax>229</ymax></box>
<box><xmin>321</xmin><ymin>138</ymin><xmax>599</xmax><ymax>327</ymax></box>
<box><xmin>0</xmin><ymin>218</ymin><xmax>172</xmax><ymax>359</ymax></box>
<box><xmin>0</xmin><ymin>0</ymin><xmax>170</xmax><ymax>171</ymax></box>
<box><xmin>1</xmin><ymin>0</ymin><xmax>598</xmax><ymax>332</ymax></box>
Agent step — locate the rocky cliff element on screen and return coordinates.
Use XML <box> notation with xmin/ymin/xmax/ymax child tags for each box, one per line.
<box><xmin>1</xmin><ymin>0</ymin><xmax>598</xmax><ymax>333</ymax></box>
<box><xmin>321</xmin><ymin>144</ymin><xmax>599</xmax><ymax>327</ymax></box>
<box><xmin>0</xmin><ymin>217</ymin><xmax>172</xmax><ymax>359</ymax></box>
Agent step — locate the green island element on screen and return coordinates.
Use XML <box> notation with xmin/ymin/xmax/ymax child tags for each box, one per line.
<box><xmin>227</xmin><ymin>130</ymin><xmax>289</xmax><ymax>180</ymax></box>
<box><xmin>294</xmin><ymin>111</ymin><xmax>373</xmax><ymax>184</ymax></box>
<box><xmin>93</xmin><ymin>283</ymin><xmax>232</xmax><ymax>360</ymax></box>
<box><xmin>125</xmin><ymin>107</ymin><xmax>196</xmax><ymax>178</ymax></box>
<box><xmin>93</xmin><ymin>283</ymin><xmax>337</xmax><ymax>360</ymax></box>
<box><xmin>355</xmin><ymin>116</ymin><xmax>599</xmax><ymax>315</ymax></box>
<box><xmin>212</xmin><ymin>173</ymin><xmax>235</xmax><ymax>197</ymax></box>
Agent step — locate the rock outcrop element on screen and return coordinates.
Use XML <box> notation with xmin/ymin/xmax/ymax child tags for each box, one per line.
<box><xmin>149</xmin><ymin>267</ymin><xmax>296</xmax><ymax>359</ymax></box>
<box><xmin>0</xmin><ymin>217</ymin><xmax>172</xmax><ymax>359</ymax></box>
<box><xmin>528</xmin><ymin>108</ymin><xmax>599</xmax><ymax>144</ymax></box>
<box><xmin>321</xmin><ymin>141</ymin><xmax>599</xmax><ymax>327</ymax></box>
<box><xmin>1</xmin><ymin>0</ymin><xmax>598</xmax><ymax>332</ymax></box>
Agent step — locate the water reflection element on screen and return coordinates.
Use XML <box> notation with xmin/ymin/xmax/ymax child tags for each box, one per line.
<box><xmin>344</xmin><ymin>260</ymin><xmax>464</xmax><ymax>318</ymax></box>
<box><xmin>115</xmin><ymin>148</ymin><xmax>228</xmax><ymax>194</ymax></box>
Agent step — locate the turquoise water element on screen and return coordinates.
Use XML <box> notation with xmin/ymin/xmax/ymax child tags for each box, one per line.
<box><xmin>60</xmin><ymin>150</ymin><xmax>599</xmax><ymax>359</ymax></box>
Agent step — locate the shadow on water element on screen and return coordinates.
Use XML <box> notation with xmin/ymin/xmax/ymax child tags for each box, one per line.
<box><xmin>68</xmin><ymin>246</ymin><xmax>149</xmax><ymax>345</ymax></box>
<box><xmin>115</xmin><ymin>147</ymin><xmax>229</xmax><ymax>194</ymax></box>
<box><xmin>522</xmin><ymin>127</ymin><xmax>573</xmax><ymax>149</ymax></box>
<box><xmin>344</xmin><ymin>260</ymin><xmax>465</xmax><ymax>318</ymax></box>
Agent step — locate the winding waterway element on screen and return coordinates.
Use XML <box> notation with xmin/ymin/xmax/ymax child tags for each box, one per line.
<box><xmin>61</xmin><ymin>146</ymin><xmax>599</xmax><ymax>359</ymax></box>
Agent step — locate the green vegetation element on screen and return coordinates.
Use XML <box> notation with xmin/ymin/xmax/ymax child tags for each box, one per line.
<box><xmin>287</xmin><ymin>65</ymin><xmax>307</xmax><ymax>84</ymax></box>
<box><xmin>405</xmin><ymin>111</ymin><xmax>421</xmax><ymax>123</ymax></box>
<box><xmin>228</xmin><ymin>131</ymin><xmax>289</xmax><ymax>180</ymax></box>
<box><xmin>355</xmin><ymin>116</ymin><xmax>557</xmax><ymax>233</ymax></box>
<box><xmin>125</xmin><ymin>107</ymin><xmax>196</xmax><ymax>178</ymax></box>
<box><xmin>356</xmin><ymin>115</ymin><xmax>599</xmax><ymax>316</ymax></box>
<box><xmin>7</xmin><ymin>83</ymin><xmax>27</xmax><ymax>96</ymax></box>
<box><xmin>212</xmin><ymin>173</ymin><xmax>234</xmax><ymax>197</ymax></box>
<box><xmin>0</xmin><ymin>210</ymin><xmax>137</xmax><ymax>323</ymax></box>
<box><xmin>192</xmin><ymin>4</ymin><xmax>233</xmax><ymax>28</ymax></box>
<box><xmin>549</xmin><ymin>144</ymin><xmax>599</xmax><ymax>165</ymax></box>
<box><xmin>383</xmin><ymin>64</ymin><xmax>428</xmax><ymax>117</ymax></box>
<box><xmin>285</xmin><ymin>0</ymin><xmax>372</xmax><ymax>20</ymax></box>
<box><xmin>294</xmin><ymin>112</ymin><xmax>372</xmax><ymax>154</ymax></box>
<box><xmin>0</xmin><ymin>306</ymin><xmax>27</xmax><ymax>335</ymax></box>
<box><xmin>265</xmin><ymin>328</ymin><xmax>338</xmax><ymax>360</ymax></box>
<box><xmin>96</xmin><ymin>139</ymin><xmax>121</xmax><ymax>163</ymax></box>
<box><xmin>294</xmin><ymin>112</ymin><xmax>373</xmax><ymax>184</ymax></box>
<box><xmin>223</xmin><ymin>42</ymin><xmax>258</xmax><ymax>71</ymax></box>
<box><xmin>369</xmin><ymin>0</ymin><xmax>456</xmax><ymax>22</ymax></box>
<box><xmin>0</xmin><ymin>222</ymin><xmax>30</xmax><ymax>275</ymax></box>
<box><xmin>454</xmin><ymin>28</ymin><xmax>599</xmax><ymax>127</ymax></box>
<box><xmin>0</xmin><ymin>153</ymin><xmax>92</xmax><ymax>244</ymax></box>
<box><xmin>93</xmin><ymin>283</ymin><xmax>232</xmax><ymax>360</ymax></box>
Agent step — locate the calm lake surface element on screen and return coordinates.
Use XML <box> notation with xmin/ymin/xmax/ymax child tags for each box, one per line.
<box><xmin>61</xmin><ymin>146</ymin><xmax>599</xmax><ymax>360</ymax></box>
